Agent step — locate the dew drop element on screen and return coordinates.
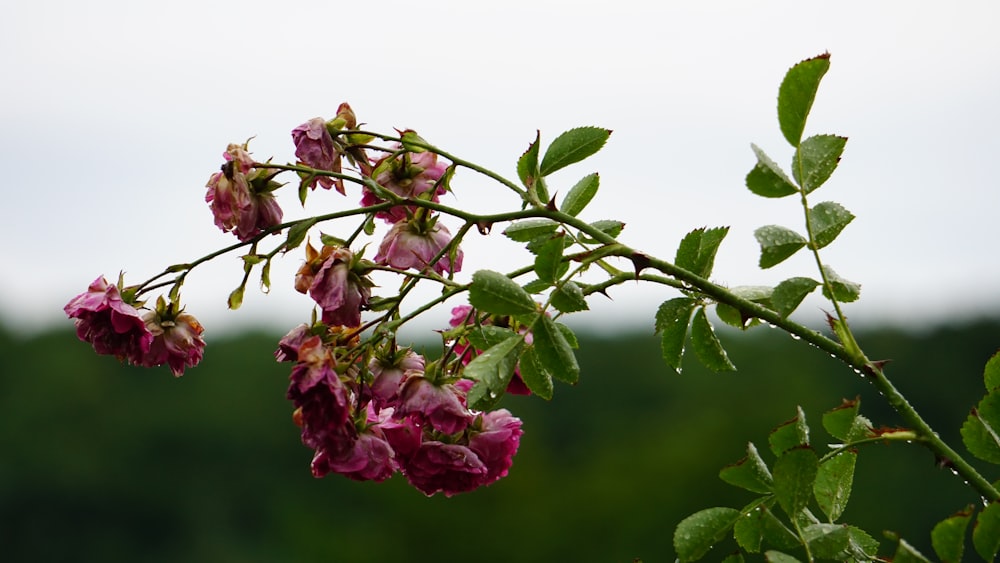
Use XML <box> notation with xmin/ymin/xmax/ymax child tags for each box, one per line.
<box><xmin>789</xmin><ymin>333</ymin><xmax>801</xmax><ymax>341</ymax></box>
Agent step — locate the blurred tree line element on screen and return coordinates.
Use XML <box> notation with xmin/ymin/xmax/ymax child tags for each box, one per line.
<box><xmin>1</xmin><ymin>318</ymin><xmax>997</xmax><ymax>562</ymax></box>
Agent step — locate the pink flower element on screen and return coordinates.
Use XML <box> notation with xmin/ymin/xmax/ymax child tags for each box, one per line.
<box><xmin>361</xmin><ymin>146</ymin><xmax>448</xmax><ymax>223</ymax></box>
<box><xmin>64</xmin><ymin>276</ymin><xmax>153</xmax><ymax>363</ymax></box>
<box><xmin>205</xmin><ymin>144</ymin><xmax>283</xmax><ymax>241</ymax></box>
<box><xmin>393</xmin><ymin>375</ymin><xmax>473</xmax><ymax>435</ymax></box>
<box><xmin>401</xmin><ymin>440</ymin><xmax>488</xmax><ymax>497</ymax></box>
<box><xmin>469</xmin><ymin>409</ymin><xmax>523</xmax><ymax>484</ymax></box>
<box><xmin>292</xmin><ymin>117</ymin><xmax>345</xmax><ymax>194</ymax></box>
<box><xmin>312</xmin><ymin>428</ymin><xmax>397</xmax><ymax>482</ymax></box>
<box><xmin>369</xmin><ymin>349</ymin><xmax>425</xmax><ymax>411</ymax></box>
<box><xmin>141</xmin><ymin>307</ymin><xmax>205</xmax><ymax>377</ymax></box>
<box><xmin>294</xmin><ymin>243</ymin><xmax>372</xmax><ymax>327</ymax></box>
<box><xmin>375</xmin><ymin>218</ymin><xmax>463</xmax><ymax>275</ymax></box>
<box><xmin>287</xmin><ymin>336</ymin><xmax>353</xmax><ymax>451</ymax></box>
<box><xmin>274</xmin><ymin>323</ymin><xmax>311</xmax><ymax>363</ymax></box>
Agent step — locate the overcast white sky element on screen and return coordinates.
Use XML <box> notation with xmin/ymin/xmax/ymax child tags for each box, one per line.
<box><xmin>3</xmin><ymin>1</ymin><xmax>999</xmax><ymax>339</ymax></box>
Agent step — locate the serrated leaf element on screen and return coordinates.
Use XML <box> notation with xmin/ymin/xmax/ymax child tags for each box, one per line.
<box><xmin>655</xmin><ymin>298</ymin><xmax>697</xmax><ymax>374</ymax></box>
<box><xmin>822</xmin><ymin>398</ymin><xmax>861</xmax><ymax>442</ymax></box>
<box><xmin>846</xmin><ymin>526</ymin><xmax>880</xmax><ymax>561</ymax></box>
<box><xmin>539</xmin><ymin>126</ymin><xmax>611</xmax><ymax>177</ymax></box>
<box><xmin>793</xmin><ymin>135</ymin><xmax>848</xmax><ymax>194</ymax></box>
<box><xmin>734</xmin><ymin>507</ymin><xmax>765</xmax><ymax>553</ymax></box>
<box><xmin>502</xmin><ymin>219</ymin><xmax>560</xmax><ymax>242</ymax></box>
<box><xmin>985</xmin><ymin>351</ymin><xmax>1000</xmax><ymax>391</ymax></box>
<box><xmin>820</xmin><ymin>265</ymin><xmax>861</xmax><ymax>303</ymax></box>
<box><xmin>803</xmin><ymin>523</ymin><xmax>851</xmax><ymax>560</ymax></box>
<box><xmin>579</xmin><ymin>219</ymin><xmax>626</xmax><ymax>243</ymax></box>
<box><xmin>778</xmin><ymin>53</ymin><xmax>831</xmax><ymax>147</ymax></box>
<box><xmin>772</xmin><ymin>277</ymin><xmax>820</xmax><ymax>317</ymax></box>
<box><xmin>962</xmin><ymin>391</ymin><xmax>1000</xmax><ymax>464</ymax></box>
<box><xmin>814</xmin><ymin>450</ymin><xmax>856</xmax><ymax>521</ymax></box>
<box><xmin>770</xmin><ymin>406</ymin><xmax>810</xmax><ymax>455</ymax></box>
<box><xmin>550</xmin><ymin>281</ymin><xmax>589</xmax><ymax>313</ymax></box>
<box><xmin>517</xmin><ymin>131</ymin><xmax>541</xmax><ymax>189</ymax></box>
<box><xmin>931</xmin><ymin>505</ymin><xmax>973</xmax><ymax>563</ymax></box>
<box><xmin>469</xmin><ymin>270</ymin><xmax>537</xmax><ymax>316</ymax></box>
<box><xmin>556</xmin><ymin>321</ymin><xmax>579</xmax><ymax>349</ymax></box>
<box><xmin>974</xmin><ymin>502</ymin><xmax>1000</xmax><ymax>561</ymax></box>
<box><xmin>763</xmin><ymin>550</ymin><xmax>802</xmax><ymax>563</ymax></box>
<box><xmin>772</xmin><ymin>446</ymin><xmax>819</xmax><ymax>517</ymax></box>
<box><xmin>464</xmin><ymin>335</ymin><xmax>523</xmax><ymax>410</ymax></box>
<box><xmin>531</xmin><ymin>315</ymin><xmax>579</xmax><ymax>384</ymax></box>
<box><xmin>673</xmin><ymin>507</ymin><xmax>741</xmax><ymax>562</ymax></box>
<box><xmin>534</xmin><ymin>233</ymin><xmax>566</xmax><ymax>283</ymax></box>
<box><xmin>892</xmin><ymin>537</ymin><xmax>932</xmax><ymax>563</ymax></box>
<box><xmin>716</xmin><ymin>286</ymin><xmax>774</xmax><ymax>329</ymax></box>
<box><xmin>521</xmin><ymin>278</ymin><xmax>551</xmax><ymax>294</ymax></box>
<box><xmin>808</xmin><ymin>201</ymin><xmax>854</xmax><ymax>248</ymax></box>
<box><xmin>720</xmin><ymin>442</ymin><xmax>773</xmax><ymax>494</ymax></box>
<box><xmin>561</xmin><ymin>173</ymin><xmax>599</xmax><ymax>217</ymax></box>
<box><xmin>690</xmin><ymin>307</ymin><xmax>736</xmax><ymax>372</ymax></box>
<box><xmin>676</xmin><ymin>226</ymin><xmax>730</xmax><ymax>279</ymax></box>
<box><xmin>284</xmin><ymin>218</ymin><xmax>318</xmax><ymax>252</ymax></box>
<box><xmin>319</xmin><ymin>232</ymin><xmax>347</xmax><ymax>247</ymax></box>
<box><xmin>747</xmin><ymin>144</ymin><xmax>799</xmax><ymax>198</ymax></box>
<box><xmin>755</xmin><ymin>226</ymin><xmax>807</xmax><ymax>269</ymax></box>
<box><xmin>466</xmin><ymin>325</ymin><xmax>517</xmax><ymax>351</ymax></box>
<box><xmin>517</xmin><ymin>346</ymin><xmax>554</xmax><ymax>400</ymax></box>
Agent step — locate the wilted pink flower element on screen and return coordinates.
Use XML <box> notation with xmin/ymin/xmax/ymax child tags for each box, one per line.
<box><xmin>141</xmin><ymin>305</ymin><xmax>206</xmax><ymax>377</ymax></box>
<box><xmin>292</xmin><ymin>117</ymin><xmax>345</xmax><ymax>194</ymax></box>
<box><xmin>375</xmin><ymin>218</ymin><xmax>463</xmax><ymax>275</ymax></box>
<box><xmin>287</xmin><ymin>336</ymin><xmax>353</xmax><ymax>453</ymax></box>
<box><xmin>369</xmin><ymin>349</ymin><xmax>425</xmax><ymax>411</ymax></box>
<box><xmin>294</xmin><ymin>243</ymin><xmax>372</xmax><ymax>327</ymax></box>
<box><xmin>394</xmin><ymin>375</ymin><xmax>473</xmax><ymax>435</ymax></box>
<box><xmin>275</xmin><ymin>323</ymin><xmax>312</xmax><ymax>362</ymax></box>
<box><xmin>361</xmin><ymin>147</ymin><xmax>448</xmax><ymax>223</ymax></box>
<box><xmin>402</xmin><ymin>440</ymin><xmax>488</xmax><ymax>497</ymax></box>
<box><xmin>64</xmin><ymin>276</ymin><xmax>153</xmax><ymax>363</ymax></box>
<box><xmin>469</xmin><ymin>409</ymin><xmax>523</xmax><ymax>484</ymax></box>
<box><xmin>205</xmin><ymin>144</ymin><xmax>283</xmax><ymax>241</ymax></box>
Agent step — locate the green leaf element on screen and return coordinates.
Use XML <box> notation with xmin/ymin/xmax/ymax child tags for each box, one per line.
<box><xmin>891</xmin><ymin>537</ymin><xmax>932</xmax><ymax>563</ymax></box>
<box><xmin>772</xmin><ymin>446</ymin><xmax>819</xmax><ymax>517</ymax></box>
<box><xmin>808</xmin><ymin>201</ymin><xmax>854</xmax><ymax>248</ymax></box>
<box><xmin>822</xmin><ymin>398</ymin><xmax>866</xmax><ymax>442</ymax></box>
<box><xmin>962</xmin><ymin>391</ymin><xmax>1000</xmax><ymax>464</ymax></box>
<box><xmin>814</xmin><ymin>450</ymin><xmax>856</xmax><ymax>521</ymax></box>
<box><xmin>517</xmin><ymin>131</ymin><xmax>541</xmax><ymax>189</ymax></box>
<box><xmin>579</xmin><ymin>219</ymin><xmax>626</xmax><ymax>243</ymax></box>
<box><xmin>985</xmin><ymin>351</ymin><xmax>1000</xmax><ymax>391</ymax></box>
<box><xmin>517</xmin><ymin>346</ymin><xmax>554</xmax><ymax>400</ymax></box>
<box><xmin>772</xmin><ymin>277</ymin><xmax>820</xmax><ymax>317</ymax></box>
<box><xmin>464</xmin><ymin>335</ymin><xmax>523</xmax><ymax>410</ymax></box>
<box><xmin>465</xmin><ymin>325</ymin><xmax>517</xmax><ymax>351</ymax></box>
<box><xmin>690</xmin><ymin>307</ymin><xmax>736</xmax><ymax>372</ymax></box>
<box><xmin>777</xmin><ymin>53</ymin><xmax>831</xmax><ymax>147</ymax></box>
<box><xmin>846</xmin><ymin>526</ymin><xmax>881</xmax><ymax>561</ymax></box>
<box><xmin>803</xmin><ymin>523</ymin><xmax>851</xmax><ymax>560</ymax></box>
<box><xmin>820</xmin><ymin>266</ymin><xmax>861</xmax><ymax>303</ymax></box>
<box><xmin>793</xmin><ymin>135</ymin><xmax>848</xmax><ymax>194</ymax></box>
<box><xmin>716</xmin><ymin>286</ymin><xmax>774</xmax><ymax>329</ymax></box>
<box><xmin>469</xmin><ymin>270</ymin><xmax>537</xmax><ymax>316</ymax></box>
<box><xmin>539</xmin><ymin>127</ymin><xmax>611</xmax><ymax>177</ymax></box>
<box><xmin>284</xmin><ymin>217</ymin><xmax>318</xmax><ymax>252</ymax></box>
<box><xmin>931</xmin><ymin>505</ymin><xmax>973</xmax><ymax>563</ymax></box>
<box><xmin>770</xmin><ymin>406</ymin><xmax>810</xmax><ymax>456</ymax></box>
<box><xmin>747</xmin><ymin>144</ymin><xmax>799</xmax><ymax>198</ymax></box>
<box><xmin>502</xmin><ymin>219</ymin><xmax>560</xmax><ymax>242</ymax></box>
<box><xmin>655</xmin><ymin>297</ymin><xmax>697</xmax><ymax>374</ymax></box>
<box><xmin>763</xmin><ymin>551</ymin><xmax>802</xmax><ymax>563</ymax></box>
<box><xmin>556</xmin><ymin>321</ymin><xmax>579</xmax><ymax>349</ymax></box>
<box><xmin>974</xmin><ymin>502</ymin><xmax>1000</xmax><ymax>561</ymax></box>
<box><xmin>673</xmin><ymin>507</ymin><xmax>741</xmax><ymax>562</ymax></box>
<box><xmin>675</xmin><ymin>226</ymin><xmax>730</xmax><ymax>279</ymax></box>
<box><xmin>561</xmin><ymin>173</ymin><xmax>600</xmax><ymax>217</ymax></box>
<box><xmin>521</xmin><ymin>279</ymin><xmax>552</xmax><ymax>294</ymax></box>
<box><xmin>720</xmin><ymin>442</ymin><xmax>773</xmax><ymax>494</ymax></box>
<box><xmin>533</xmin><ymin>233</ymin><xmax>567</xmax><ymax>283</ymax></box>
<box><xmin>734</xmin><ymin>507</ymin><xmax>765</xmax><ymax>553</ymax></box>
<box><xmin>531</xmin><ymin>315</ymin><xmax>579</xmax><ymax>384</ymax></box>
<box><xmin>755</xmin><ymin>226</ymin><xmax>807</xmax><ymax>269</ymax></box>
<box><xmin>550</xmin><ymin>281</ymin><xmax>589</xmax><ymax>313</ymax></box>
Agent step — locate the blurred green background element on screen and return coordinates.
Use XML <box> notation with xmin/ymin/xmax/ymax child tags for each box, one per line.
<box><xmin>2</xmin><ymin>318</ymin><xmax>998</xmax><ymax>562</ymax></box>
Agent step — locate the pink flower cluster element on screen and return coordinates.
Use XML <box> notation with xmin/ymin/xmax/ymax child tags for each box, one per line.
<box><xmin>278</xmin><ymin>326</ymin><xmax>523</xmax><ymax>496</ymax></box>
<box><xmin>205</xmin><ymin>143</ymin><xmax>283</xmax><ymax>242</ymax></box>
<box><xmin>65</xmin><ymin>276</ymin><xmax>205</xmax><ymax>376</ymax></box>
